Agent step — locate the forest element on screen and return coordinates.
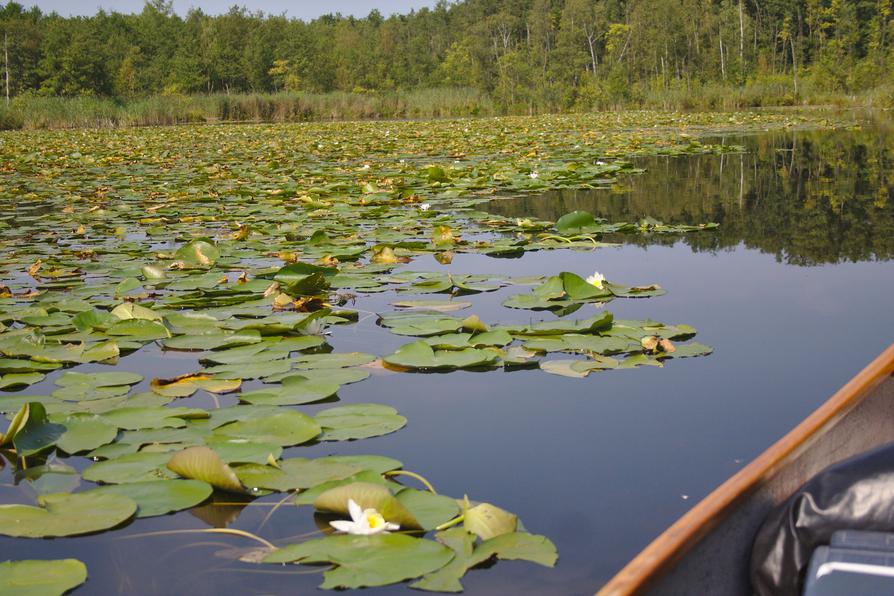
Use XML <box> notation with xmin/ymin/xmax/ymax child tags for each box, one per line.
<box><xmin>1</xmin><ymin>0</ymin><xmax>894</xmax><ymax>126</ymax></box>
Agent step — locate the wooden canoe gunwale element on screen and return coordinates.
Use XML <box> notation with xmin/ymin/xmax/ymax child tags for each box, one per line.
<box><xmin>598</xmin><ymin>342</ymin><xmax>894</xmax><ymax>596</ymax></box>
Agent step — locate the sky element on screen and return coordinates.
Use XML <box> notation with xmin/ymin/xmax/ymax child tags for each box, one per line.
<box><xmin>21</xmin><ymin>1</ymin><xmax>440</xmax><ymax>20</ymax></box>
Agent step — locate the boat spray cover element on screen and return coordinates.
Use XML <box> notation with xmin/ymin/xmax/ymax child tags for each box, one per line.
<box><xmin>750</xmin><ymin>442</ymin><xmax>894</xmax><ymax>596</ymax></box>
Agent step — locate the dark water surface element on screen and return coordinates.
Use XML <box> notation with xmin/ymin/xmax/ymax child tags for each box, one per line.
<box><xmin>3</xmin><ymin>126</ymin><xmax>894</xmax><ymax>595</ymax></box>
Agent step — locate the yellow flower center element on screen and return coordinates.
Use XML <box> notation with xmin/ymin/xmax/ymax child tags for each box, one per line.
<box><xmin>367</xmin><ymin>512</ymin><xmax>385</xmax><ymax>528</ymax></box>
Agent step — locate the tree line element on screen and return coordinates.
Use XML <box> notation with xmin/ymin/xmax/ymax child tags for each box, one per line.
<box><xmin>2</xmin><ymin>0</ymin><xmax>893</xmax><ymax>111</ymax></box>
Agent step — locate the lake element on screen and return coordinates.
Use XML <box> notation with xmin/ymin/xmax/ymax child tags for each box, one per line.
<box><xmin>1</xmin><ymin>115</ymin><xmax>892</xmax><ymax>595</ymax></box>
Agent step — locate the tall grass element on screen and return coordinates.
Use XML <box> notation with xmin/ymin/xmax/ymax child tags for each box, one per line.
<box><xmin>0</xmin><ymin>87</ymin><xmax>495</xmax><ymax>130</ymax></box>
<box><xmin>1</xmin><ymin>82</ymin><xmax>890</xmax><ymax>131</ymax></box>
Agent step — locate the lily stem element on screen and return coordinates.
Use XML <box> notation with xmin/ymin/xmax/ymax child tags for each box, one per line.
<box><xmin>434</xmin><ymin>514</ymin><xmax>465</xmax><ymax>532</ymax></box>
<box><xmin>385</xmin><ymin>470</ymin><xmax>437</xmax><ymax>494</ymax></box>
<box><xmin>119</xmin><ymin>527</ymin><xmax>276</xmax><ymax>550</ymax></box>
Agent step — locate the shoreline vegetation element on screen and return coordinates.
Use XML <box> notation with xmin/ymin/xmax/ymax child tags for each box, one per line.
<box><xmin>1</xmin><ymin>84</ymin><xmax>892</xmax><ymax>131</ymax></box>
<box><xmin>3</xmin><ymin>0</ymin><xmax>894</xmax><ymax>130</ymax></box>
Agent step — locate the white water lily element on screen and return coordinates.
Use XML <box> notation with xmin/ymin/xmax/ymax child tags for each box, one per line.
<box><xmin>419</xmin><ymin>203</ymin><xmax>431</xmax><ymax>211</ymax></box>
<box><xmin>529</xmin><ymin>171</ymin><xmax>539</xmax><ymax>179</ymax></box>
<box><xmin>585</xmin><ymin>271</ymin><xmax>606</xmax><ymax>289</ymax></box>
<box><xmin>329</xmin><ymin>499</ymin><xmax>400</xmax><ymax>536</ymax></box>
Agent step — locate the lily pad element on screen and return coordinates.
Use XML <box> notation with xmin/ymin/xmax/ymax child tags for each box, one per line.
<box><xmin>262</xmin><ymin>533</ymin><xmax>454</xmax><ymax>590</ymax></box>
<box><xmin>383</xmin><ymin>341</ymin><xmax>498</xmax><ymax>371</ymax></box>
<box><xmin>239</xmin><ymin>375</ymin><xmax>339</xmax><ymax>406</ymax></box>
<box><xmin>166</xmin><ymin>446</ymin><xmax>244</xmax><ymax>493</ymax></box>
<box><xmin>0</xmin><ymin>490</ymin><xmax>136</xmax><ymax>537</ymax></box>
<box><xmin>95</xmin><ymin>479</ymin><xmax>213</xmax><ymax>517</ymax></box>
<box><xmin>150</xmin><ymin>374</ymin><xmax>241</xmax><ymax>398</ymax></box>
<box><xmin>315</xmin><ymin>404</ymin><xmax>407</xmax><ymax>441</ymax></box>
<box><xmin>212</xmin><ymin>409</ymin><xmax>321</xmax><ymax>447</ymax></box>
<box><xmin>0</xmin><ymin>559</ymin><xmax>88</xmax><ymax>596</ymax></box>
<box><xmin>234</xmin><ymin>458</ymin><xmax>361</xmax><ymax>492</ymax></box>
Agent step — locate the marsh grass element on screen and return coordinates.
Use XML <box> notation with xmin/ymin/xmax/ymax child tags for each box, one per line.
<box><xmin>1</xmin><ymin>81</ymin><xmax>891</xmax><ymax>131</ymax></box>
<box><xmin>0</xmin><ymin>87</ymin><xmax>495</xmax><ymax>130</ymax></box>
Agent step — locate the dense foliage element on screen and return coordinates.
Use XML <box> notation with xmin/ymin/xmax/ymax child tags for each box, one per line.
<box><xmin>2</xmin><ymin>0</ymin><xmax>894</xmax><ymax>113</ymax></box>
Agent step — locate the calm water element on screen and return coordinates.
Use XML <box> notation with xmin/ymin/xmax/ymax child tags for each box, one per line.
<box><xmin>2</xmin><ymin>125</ymin><xmax>894</xmax><ymax>595</ymax></box>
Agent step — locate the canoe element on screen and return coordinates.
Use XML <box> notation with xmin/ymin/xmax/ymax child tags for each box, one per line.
<box><xmin>598</xmin><ymin>342</ymin><xmax>894</xmax><ymax>596</ymax></box>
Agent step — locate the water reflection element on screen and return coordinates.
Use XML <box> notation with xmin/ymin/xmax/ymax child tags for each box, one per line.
<box><xmin>487</xmin><ymin>127</ymin><xmax>894</xmax><ymax>266</ymax></box>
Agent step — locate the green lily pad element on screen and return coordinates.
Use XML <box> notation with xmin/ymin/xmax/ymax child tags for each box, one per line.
<box><xmin>83</xmin><ymin>451</ymin><xmax>179</xmax><ymax>484</ymax></box>
<box><xmin>262</xmin><ymin>533</ymin><xmax>454</xmax><ymax>590</ymax></box>
<box><xmin>54</xmin><ymin>414</ymin><xmax>118</xmax><ymax>454</ymax></box>
<box><xmin>384</xmin><ymin>341</ymin><xmax>498</xmax><ymax>371</ymax></box>
<box><xmin>212</xmin><ymin>409</ymin><xmax>321</xmax><ymax>447</ymax></box>
<box><xmin>106</xmin><ymin>319</ymin><xmax>171</xmax><ymax>340</ymax></box>
<box><xmin>464</xmin><ymin>502</ymin><xmax>517</xmax><ymax>540</ymax></box>
<box><xmin>150</xmin><ymin>374</ymin><xmax>241</xmax><ymax>398</ymax></box>
<box><xmin>0</xmin><ymin>490</ymin><xmax>136</xmax><ymax>537</ymax></box>
<box><xmin>392</xmin><ymin>299</ymin><xmax>472</xmax><ymax>312</ymax></box>
<box><xmin>95</xmin><ymin>479</ymin><xmax>213</xmax><ymax>517</ymax></box>
<box><xmin>292</xmin><ymin>352</ymin><xmax>376</xmax><ymax>370</ymax></box>
<box><xmin>239</xmin><ymin>375</ymin><xmax>339</xmax><ymax>406</ymax></box>
<box><xmin>166</xmin><ymin>446</ymin><xmax>244</xmax><ymax>493</ymax></box>
<box><xmin>411</xmin><ymin>529</ymin><xmax>557</xmax><ymax>592</ymax></box>
<box><xmin>3</xmin><ymin>402</ymin><xmax>66</xmax><ymax>457</ymax></box>
<box><xmin>556</xmin><ymin>210</ymin><xmax>597</xmax><ymax>234</ymax></box>
<box><xmin>55</xmin><ymin>371</ymin><xmax>143</xmax><ymax>388</ymax></box>
<box><xmin>315</xmin><ymin>403</ymin><xmax>407</xmax><ymax>441</ymax></box>
<box><xmin>173</xmin><ymin>239</ymin><xmax>219</xmax><ymax>269</ymax></box>
<box><xmin>162</xmin><ymin>330</ymin><xmax>262</xmax><ymax>351</ymax></box>
<box><xmin>234</xmin><ymin>458</ymin><xmax>360</xmax><ymax>492</ymax></box>
<box><xmin>540</xmin><ymin>357</ymin><xmax>619</xmax><ymax>378</ymax></box>
<box><xmin>396</xmin><ymin>488</ymin><xmax>461</xmax><ymax>531</ymax></box>
<box><xmin>0</xmin><ymin>373</ymin><xmax>45</xmax><ymax>390</ymax></box>
<box><xmin>0</xmin><ymin>559</ymin><xmax>88</xmax><ymax>596</ymax></box>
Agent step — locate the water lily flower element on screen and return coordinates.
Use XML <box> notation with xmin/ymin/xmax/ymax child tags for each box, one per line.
<box><xmin>529</xmin><ymin>171</ymin><xmax>539</xmax><ymax>179</ymax></box>
<box><xmin>330</xmin><ymin>499</ymin><xmax>400</xmax><ymax>536</ymax></box>
<box><xmin>419</xmin><ymin>203</ymin><xmax>431</xmax><ymax>211</ymax></box>
<box><xmin>585</xmin><ymin>271</ymin><xmax>606</xmax><ymax>289</ymax></box>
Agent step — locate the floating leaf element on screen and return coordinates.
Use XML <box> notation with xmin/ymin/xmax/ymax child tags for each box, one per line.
<box><xmin>234</xmin><ymin>458</ymin><xmax>360</xmax><ymax>492</ymax></box>
<box><xmin>384</xmin><ymin>341</ymin><xmax>498</xmax><ymax>371</ymax></box>
<box><xmin>238</xmin><ymin>375</ymin><xmax>339</xmax><ymax>406</ymax></box>
<box><xmin>167</xmin><ymin>446</ymin><xmax>244</xmax><ymax>493</ymax></box>
<box><xmin>315</xmin><ymin>403</ymin><xmax>407</xmax><ymax>441</ymax></box>
<box><xmin>173</xmin><ymin>239</ymin><xmax>219</xmax><ymax>269</ymax></box>
<box><xmin>150</xmin><ymin>373</ymin><xmax>241</xmax><ymax>398</ymax></box>
<box><xmin>464</xmin><ymin>502</ymin><xmax>517</xmax><ymax>540</ymax></box>
<box><xmin>212</xmin><ymin>409</ymin><xmax>321</xmax><ymax>447</ymax></box>
<box><xmin>56</xmin><ymin>371</ymin><xmax>143</xmax><ymax>388</ymax></box>
<box><xmin>0</xmin><ymin>490</ymin><xmax>136</xmax><ymax>537</ymax></box>
<box><xmin>262</xmin><ymin>534</ymin><xmax>454</xmax><ymax>590</ymax></box>
<box><xmin>556</xmin><ymin>210</ymin><xmax>597</xmax><ymax>234</ymax></box>
<box><xmin>391</xmin><ymin>300</ymin><xmax>471</xmax><ymax>312</ymax></box>
<box><xmin>0</xmin><ymin>559</ymin><xmax>88</xmax><ymax>596</ymax></box>
<box><xmin>8</xmin><ymin>402</ymin><xmax>66</xmax><ymax>457</ymax></box>
<box><xmin>396</xmin><ymin>488</ymin><xmax>461</xmax><ymax>531</ymax></box>
<box><xmin>83</xmin><ymin>451</ymin><xmax>178</xmax><ymax>484</ymax></box>
<box><xmin>95</xmin><ymin>479</ymin><xmax>212</xmax><ymax>518</ymax></box>
<box><xmin>54</xmin><ymin>414</ymin><xmax>118</xmax><ymax>454</ymax></box>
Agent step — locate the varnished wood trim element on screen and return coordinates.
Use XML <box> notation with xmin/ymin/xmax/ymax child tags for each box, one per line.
<box><xmin>597</xmin><ymin>342</ymin><xmax>894</xmax><ymax>596</ymax></box>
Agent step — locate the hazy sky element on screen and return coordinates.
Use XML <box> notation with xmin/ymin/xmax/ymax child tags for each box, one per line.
<box><xmin>23</xmin><ymin>1</ymin><xmax>440</xmax><ymax>19</ymax></box>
